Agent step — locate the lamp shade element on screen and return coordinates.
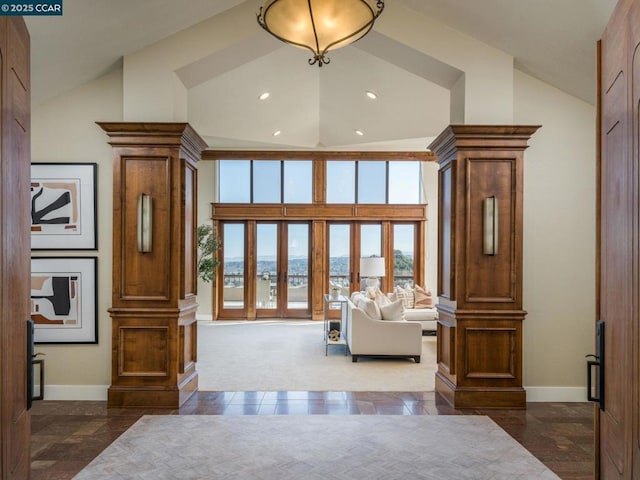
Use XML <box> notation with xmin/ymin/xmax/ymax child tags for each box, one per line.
<box><xmin>257</xmin><ymin>0</ymin><xmax>384</xmax><ymax>66</ymax></box>
<box><xmin>360</xmin><ymin>256</ymin><xmax>385</xmax><ymax>277</ymax></box>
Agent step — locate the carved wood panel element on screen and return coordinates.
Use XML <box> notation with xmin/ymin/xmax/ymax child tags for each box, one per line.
<box><xmin>464</xmin><ymin>327</ymin><xmax>516</xmax><ymax>379</ymax></box>
<box><xmin>465</xmin><ymin>157</ymin><xmax>517</xmax><ymax>304</ymax></box>
<box><xmin>118</xmin><ymin>326</ymin><xmax>170</xmax><ymax>377</ymax></box>
<box><xmin>438</xmin><ymin>165</ymin><xmax>453</xmax><ymax>300</ymax></box>
<box><xmin>119</xmin><ymin>155</ymin><xmax>172</xmax><ymax>302</ymax></box>
<box><xmin>183</xmin><ymin>163</ymin><xmax>197</xmax><ymax>298</ymax></box>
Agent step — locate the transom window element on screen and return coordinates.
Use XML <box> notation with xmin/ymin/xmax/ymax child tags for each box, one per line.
<box><xmin>326</xmin><ymin>160</ymin><xmax>422</xmax><ymax>204</ymax></box>
<box><xmin>219</xmin><ymin>158</ymin><xmax>423</xmax><ymax>205</ymax></box>
<box><xmin>218</xmin><ymin>160</ymin><xmax>312</xmax><ymax>203</ymax></box>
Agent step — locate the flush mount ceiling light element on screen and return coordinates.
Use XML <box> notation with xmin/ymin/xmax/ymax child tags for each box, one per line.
<box><xmin>355</xmin><ymin>129</ymin><xmax>364</xmax><ymax>136</ymax></box>
<box><xmin>365</xmin><ymin>90</ymin><xmax>378</xmax><ymax>99</ymax></box>
<box><xmin>259</xmin><ymin>92</ymin><xmax>271</xmax><ymax>100</ymax></box>
<box><xmin>273</xmin><ymin>130</ymin><xmax>282</xmax><ymax>137</ymax></box>
<box><xmin>257</xmin><ymin>0</ymin><xmax>384</xmax><ymax>67</ymax></box>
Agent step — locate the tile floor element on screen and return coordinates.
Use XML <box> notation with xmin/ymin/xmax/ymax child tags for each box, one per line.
<box><xmin>30</xmin><ymin>391</ymin><xmax>595</xmax><ymax>480</ymax></box>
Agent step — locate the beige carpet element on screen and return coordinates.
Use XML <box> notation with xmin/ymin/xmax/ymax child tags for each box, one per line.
<box><xmin>196</xmin><ymin>321</ymin><xmax>436</xmax><ymax>392</ymax></box>
<box><xmin>73</xmin><ymin>415</ymin><xmax>560</xmax><ymax>479</ymax></box>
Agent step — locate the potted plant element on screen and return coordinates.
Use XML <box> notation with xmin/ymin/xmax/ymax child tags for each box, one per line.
<box><xmin>197</xmin><ymin>224</ymin><xmax>221</xmax><ymax>317</ymax></box>
<box><xmin>197</xmin><ymin>224</ymin><xmax>220</xmax><ymax>283</ymax></box>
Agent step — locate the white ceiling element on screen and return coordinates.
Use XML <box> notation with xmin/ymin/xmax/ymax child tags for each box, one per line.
<box><xmin>25</xmin><ymin>0</ymin><xmax>616</xmax><ymax>149</ymax></box>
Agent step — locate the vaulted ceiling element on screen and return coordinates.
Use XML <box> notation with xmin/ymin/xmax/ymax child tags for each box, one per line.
<box><xmin>25</xmin><ymin>0</ymin><xmax>616</xmax><ymax>149</ymax></box>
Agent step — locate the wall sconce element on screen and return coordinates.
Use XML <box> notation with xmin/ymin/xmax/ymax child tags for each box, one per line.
<box><xmin>137</xmin><ymin>193</ymin><xmax>153</xmax><ymax>253</ymax></box>
<box><xmin>483</xmin><ymin>196</ymin><xmax>498</xmax><ymax>256</ymax></box>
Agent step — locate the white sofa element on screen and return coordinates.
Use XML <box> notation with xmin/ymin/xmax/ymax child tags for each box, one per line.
<box><xmin>389</xmin><ymin>286</ymin><xmax>438</xmax><ymax>334</ymax></box>
<box><xmin>403</xmin><ymin>308</ymin><xmax>438</xmax><ymax>334</ymax></box>
<box><xmin>346</xmin><ymin>293</ymin><xmax>422</xmax><ymax>363</ymax></box>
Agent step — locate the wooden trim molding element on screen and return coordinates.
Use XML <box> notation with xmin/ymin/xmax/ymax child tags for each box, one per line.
<box><xmin>212</xmin><ymin>203</ymin><xmax>427</xmax><ymax>221</ymax></box>
<box><xmin>202</xmin><ymin>150</ymin><xmax>436</xmax><ymax>161</ymax></box>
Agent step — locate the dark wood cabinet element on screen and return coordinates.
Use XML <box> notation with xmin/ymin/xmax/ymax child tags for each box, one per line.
<box><xmin>98</xmin><ymin>122</ymin><xmax>206</xmax><ymax>408</ymax></box>
<box><xmin>0</xmin><ymin>16</ymin><xmax>31</xmax><ymax>480</ymax></box>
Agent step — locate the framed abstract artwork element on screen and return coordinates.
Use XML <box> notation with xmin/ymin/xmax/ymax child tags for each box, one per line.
<box><xmin>30</xmin><ymin>163</ymin><xmax>97</xmax><ymax>250</ymax></box>
<box><xmin>30</xmin><ymin>256</ymin><xmax>98</xmax><ymax>344</ymax></box>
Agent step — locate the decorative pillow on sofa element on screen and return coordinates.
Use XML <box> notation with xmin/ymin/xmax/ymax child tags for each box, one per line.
<box><xmin>380</xmin><ymin>299</ymin><xmax>405</xmax><ymax>321</ymax></box>
<box><xmin>355</xmin><ymin>295</ymin><xmax>382</xmax><ymax>320</ymax></box>
<box><xmin>368</xmin><ymin>287</ymin><xmax>391</xmax><ymax>307</ymax></box>
<box><xmin>414</xmin><ymin>285</ymin><xmax>434</xmax><ymax>309</ymax></box>
<box><xmin>394</xmin><ymin>285</ymin><xmax>414</xmax><ymax>309</ymax></box>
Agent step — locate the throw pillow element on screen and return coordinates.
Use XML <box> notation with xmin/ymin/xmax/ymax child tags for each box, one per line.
<box><xmin>404</xmin><ymin>285</ymin><xmax>415</xmax><ymax>309</ymax></box>
<box><xmin>414</xmin><ymin>284</ymin><xmax>434</xmax><ymax>309</ymax></box>
<box><xmin>380</xmin><ymin>299</ymin><xmax>405</xmax><ymax>321</ymax></box>
<box><xmin>357</xmin><ymin>297</ymin><xmax>382</xmax><ymax>320</ymax></box>
<box><xmin>370</xmin><ymin>287</ymin><xmax>392</xmax><ymax>307</ymax></box>
<box><xmin>394</xmin><ymin>286</ymin><xmax>414</xmax><ymax>309</ymax></box>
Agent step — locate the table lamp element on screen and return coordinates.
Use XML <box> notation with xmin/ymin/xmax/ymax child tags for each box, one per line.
<box><xmin>360</xmin><ymin>256</ymin><xmax>385</xmax><ymax>290</ymax></box>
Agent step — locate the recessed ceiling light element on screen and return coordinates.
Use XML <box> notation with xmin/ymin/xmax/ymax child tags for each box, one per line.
<box><xmin>365</xmin><ymin>90</ymin><xmax>377</xmax><ymax>100</ymax></box>
<box><xmin>273</xmin><ymin>130</ymin><xmax>281</xmax><ymax>137</ymax></box>
<box><xmin>355</xmin><ymin>130</ymin><xmax>364</xmax><ymax>136</ymax></box>
<box><xmin>259</xmin><ymin>92</ymin><xmax>270</xmax><ymax>100</ymax></box>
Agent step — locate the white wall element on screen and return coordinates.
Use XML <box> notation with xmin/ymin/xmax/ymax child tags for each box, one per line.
<box><xmin>31</xmin><ymin>68</ymin><xmax>123</xmax><ymax>399</ymax></box>
<box><xmin>515</xmin><ymin>70</ymin><xmax>596</xmax><ymax>400</ymax></box>
<box><xmin>196</xmin><ymin>161</ymin><xmax>216</xmax><ymax>319</ymax></box>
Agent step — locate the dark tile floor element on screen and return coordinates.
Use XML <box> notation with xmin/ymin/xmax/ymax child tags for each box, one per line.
<box><xmin>30</xmin><ymin>391</ymin><xmax>595</xmax><ymax>480</ymax></box>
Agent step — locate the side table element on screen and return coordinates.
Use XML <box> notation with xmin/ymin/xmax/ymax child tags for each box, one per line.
<box><xmin>323</xmin><ymin>293</ymin><xmax>349</xmax><ymax>356</ymax></box>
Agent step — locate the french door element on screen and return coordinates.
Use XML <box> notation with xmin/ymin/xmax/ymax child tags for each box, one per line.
<box><xmin>218</xmin><ymin>221</ymin><xmax>311</xmax><ymax>319</ymax></box>
<box><xmin>327</xmin><ymin>223</ymin><xmax>384</xmax><ymax>293</ymax></box>
<box><xmin>326</xmin><ymin>222</ymin><xmax>420</xmax><ymax>297</ymax></box>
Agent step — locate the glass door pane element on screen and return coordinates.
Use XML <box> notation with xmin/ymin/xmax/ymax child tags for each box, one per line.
<box><xmin>328</xmin><ymin>224</ymin><xmax>351</xmax><ymax>297</ymax></box>
<box><xmin>256</xmin><ymin>224</ymin><xmax>278</xmax><ymax>311</ymax></box>
<box><xmin>360</xmin><ymin>224</ymin><xmax>382</xmax><ymax>291</ymax></box>
<box><xmin>286</xmin><ymin>224</ymin><xmax>309</xmax><ymax>311</ymax></box>
<box><xmin>393</xmin><ymin>224</ymin><xmax>415</xmax><ymax>287</ymax></box>
<box><xmin>222</xmin><ymin>223</ymin><xmax>245</xmax><ymax>309</ymax></box>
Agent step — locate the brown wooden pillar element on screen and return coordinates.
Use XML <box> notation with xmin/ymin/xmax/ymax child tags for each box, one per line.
<box><xmin>98</xmin><ymin>122</ymin><xmax>207</xmax><ymax>408</ymax></box>
<box><xmin>429</xmin><ymin>125</ymin><xmax>539</xmax><ymax>409</ymax></box>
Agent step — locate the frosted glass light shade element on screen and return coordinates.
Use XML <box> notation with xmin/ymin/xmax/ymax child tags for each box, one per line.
<box><xmin>257</xmin><ymin>0</ymin><xmax>384</xmax><ymax>66</ymax></box>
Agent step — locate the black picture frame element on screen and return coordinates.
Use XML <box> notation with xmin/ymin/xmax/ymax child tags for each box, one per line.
<box><xmin>30</xmin><ymin>256</ymin><xmax>98</xmax><ymax>344</ymax></box>
<box><xmin>30</xmin><ymin>163</ymin><xmax>97</xmax><ymax>250</ymax></box>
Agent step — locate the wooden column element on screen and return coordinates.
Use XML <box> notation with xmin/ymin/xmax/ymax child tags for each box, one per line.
<box><xmin>98</xmin><ymin>122</ymin><xmax>207</xmax><ymax>408</ymax></box>
<box><xmin>429</xmin><ymin>125</ymin><xmax>539</xmax><ymax>409</ymax></box>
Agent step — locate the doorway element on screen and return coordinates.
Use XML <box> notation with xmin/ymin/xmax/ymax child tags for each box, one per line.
<box><xmin>218</xmin><ymin>221</ymin><xmax>311</xmax><ymax>319</ymax></box>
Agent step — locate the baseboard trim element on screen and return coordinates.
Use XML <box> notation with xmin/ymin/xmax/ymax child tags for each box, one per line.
<box><xmin>42</xmin><ymin>385</ymin><xmax>109</xmax><ymax>401</ymax></box>
<box><xmin>524</xmin><ymin>386</ymin><xmax>587</xmax><ymax>402</ymax></box>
